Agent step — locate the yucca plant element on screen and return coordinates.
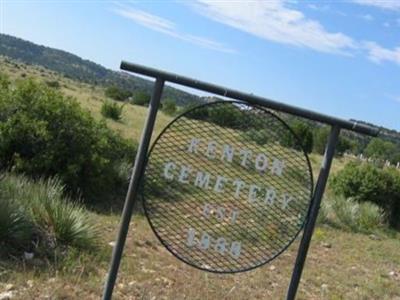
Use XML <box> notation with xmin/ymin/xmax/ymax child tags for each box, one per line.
<box><xmin>0</xmin><ymin>195</ymin><xmax>32</xmax><ymax>254</ymax></box>
<box><xmin>0</xmin><ymin>173</ymin><xmax>98</xmax><ymax>255</ymax></box>
<box><xmin>356</xmin><ymin>201</ymin><xmax>385</xmax><ymax>233</ymax></box>
<box><xmin>23</xmin><ymin>177</ymin><xmax>99</xmax><ymax>250</ymax></box>
<box><xmin>330</xmin><ymin>196</ymin><xmax>385</xmax><ymax>233</ymax></box>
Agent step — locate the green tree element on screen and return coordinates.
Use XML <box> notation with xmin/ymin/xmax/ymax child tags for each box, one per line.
<box><xmin>208</xmin><ymin>104</ymin><xmax>243</xmax><ymax>128</ymax></box>
<box><xmin>336</xmin><ymin>136</ymin><xmax>354</xmax><ymax>156</ymax></box>
<box><xmin>0</xmin><ymin>77</ymin><xmax>136</xmax><ymax>202</ymax></box>
<box><xmin>132</xmin><ymin>91</ymin><xmax>151</xmax><ymax>106</ymax></box>
<box><xmin>162</xmin><ymin>98</ymin><xmax>177</xmax><ymax>115</ymax></box>
<box><xmin>242</xmin><ymin>129</ymin><xmax>269</xmax><ymax>146</ymax></box>
<box><xmin>313</xmin><ymin>127</ymin><xmax>330</xmax><ymax>155</ymax></box>
<box><xmin>183</xmin><ymin>103</ymin><xmax>209</xmax><ymax>120</ymax></box>
<box><xmin>313</xmin><ymin>126</ymin><xmax>352</xmax><ymax>156</ymax></box>
<box><xmin>364</xmin><ymin>138</ymin><xmax>397</xmax><ymax>161</ymax></box>
<box><xmin>281</xmin><ymin>120</ymin><xmax>314</xmax><ymax>153</ymax></box>
<box><xmin>105</xmin><ymin>86</ymin><xmax>131</xmax><ymax>101</ymax></box>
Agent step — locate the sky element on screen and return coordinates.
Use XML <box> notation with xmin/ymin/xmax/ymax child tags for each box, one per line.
<box><xmin>1</xmin><ymin>0</ymin><xmax>399</xmax><ymax>130</ymax></box>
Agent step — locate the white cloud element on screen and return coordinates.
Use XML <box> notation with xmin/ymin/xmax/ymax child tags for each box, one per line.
<box><xmin>191</xmin><ymin>0</ymin><xmax>356</xmax><ymax>54</ymax></box>
<box><xmin>112</xmin><ymin>1</ymin><xmax>400</xmax><ymax>68</ymax></box>
<box><xmin>383</xmin><ymin>21</ymin><xmax>391</xmax><ymax>27</ymax></box>
<box><xmin>352</xmin><ymin>0</ymin><xmax>400</xmax><ymax>11</ymax></box>
<box><xmin>393</xmin><ymin>96</ymin><xmax>400</xmax><ymax>103</ymax></box>
<box><xmin>113</xmin><ymin>6</ymin><xmax>235</xmax><ymax>53</ymax></box>
<box><xmin>387</xmin><ymin>94</ymin><xmax>400</xmax><ymax>103</ymax></box>
<box><xmin>364</xmin><ymin>42</ymin><xmax>400</xmax><ymax>65</ymax></box>
<box><xmin>308</xmin><ymin>4</ymin><xmax>330</xmax><ymax>12</ymax></box>
<box><xmin>361</xmin><ymin>14</ymin><xmax>374</xmax><ymax>21</ymax></box>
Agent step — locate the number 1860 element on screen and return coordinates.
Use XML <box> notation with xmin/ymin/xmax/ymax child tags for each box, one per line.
<box><xmin>186</xmin><ymin>228</ymin><xmax>241</xmax><ymax>259</ymax></box>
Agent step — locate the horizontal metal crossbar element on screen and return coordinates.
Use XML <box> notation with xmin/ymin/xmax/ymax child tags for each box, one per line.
<box><xmin>120</xmin><ymin>61</ymin><xmax>379</xmax><ymax>137</ymax></box>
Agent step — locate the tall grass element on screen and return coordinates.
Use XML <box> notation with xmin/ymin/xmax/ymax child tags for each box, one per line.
<box><xmin>0</xmin><ymin>173</ymin><xmax>98</xmax><ymax>257</ymax></box>
<box><xmin>318</xmin><ymin>196</ymin><xmax>385</xmax><ymax>234</ymax></box>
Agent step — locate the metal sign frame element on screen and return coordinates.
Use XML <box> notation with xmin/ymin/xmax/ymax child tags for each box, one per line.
<box><xmin>142</xmin><ymin>100</ymin><xmax>315</xmax><ymax>274</ymax></box>
<box><xmin>102</xmin><ymin>61</ymin><xmax>379</xmax><ymax>300</ymax></box>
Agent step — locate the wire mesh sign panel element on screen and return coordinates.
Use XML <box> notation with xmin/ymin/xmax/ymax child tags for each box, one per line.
<box><xmin>142</xmin><ymin>101</ymin><xmax>313</xmax><ymax>273</ymax></box>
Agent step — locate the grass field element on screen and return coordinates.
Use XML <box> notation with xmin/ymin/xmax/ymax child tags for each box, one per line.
<box><xmin>1</xmin><ymin>215</ymin><xmax>400</xmax><ymax>299</ymax></box>
<box><xmin>1</xmin><ymin>57</ymin><xmax>399</xmax><ymax>299</ymax></box>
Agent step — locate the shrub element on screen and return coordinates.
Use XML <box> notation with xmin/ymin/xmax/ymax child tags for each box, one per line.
<box><xmin>208</xmin><ymin>104</ymin><xmax>243</xmax><ymax>128</ymax></box>
<box><xmin>330</xmin><ymin>196</ymin><xmax>385</xmax><ymax>233</ymax></box>
<box><xmin>132</xmin><ymin>91</ymin><xmax>151</xmax><ymax>106</ymax></box>
<box><xmin>0</xmin><ymin>73</ymin><xmax>10</xmax><ymax>88</ymax></box>
<box><xmin>0</xmin><ymin>173</ymin><xmax>98</xmax><ymax>255</ymax></box>
<box><xmin>101</xmin><ymin>100</ymin><xmax>124</xmax><ymax>121</ymax></box>
<box><xmin>183</xmin><ymin>103</ymin><xmax>209</xmax><ymax>120</ymax></box>
<box><xmin>0</xmin><ymin>195</ymin><xmax>32</xmax><ymax>255</ymax></box>
<box><xmin>0</xmin><ymin>77</ymin><xmax>136</xmax><ymax>201</ymax></box>
<box><xmin>313</xmin><ymin>126</ymin><xmax>353</xmax><ymax>156</ymax></box>
<box><xmin>162</xmin><ymin>98</ymin><xmax>177</xmax><ymax>115</ymax></box>
<box><xmin>46</xmin><ymin>80</ymin><xmax>60</xmax><ymax>89</ymax></box>
<box><xmin>281</xmin><ymin>120</ymin><xmax>313</xmax><ymax>153</ymax></box>
<box><xmin>364</xmin><ymin>138</ymin><xmax>399</xmax><ymax>164</ymax></box>
<box><xmin>331</xmin><ymin>162</ymin><xmax>400</xmax><ymax>228</ymax></box>
<box><xmin>317</xmin><ymin>199</ymin><xmax>330</xmax><ymax>225</ymax></box>
<box><xmin>105</xmin><ymin>86</ymin><xmax>131</xmax><ymax>101</ymax></box>
<box><xmin>242</xmin><ymin>128</ymin><xmax>269</xmax><ymax>145</ymax></box>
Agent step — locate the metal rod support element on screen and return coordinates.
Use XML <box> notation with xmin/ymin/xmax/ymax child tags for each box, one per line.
<box><xmin>121</xmin><ymin>61</ymin><xmax>378</xmax><ymax>137</ymax></box>
<box><xmin>286</xmin><ymin>125</ymin><xmax>341</xmax><ymax>300</ymax></box>
<box><xmin>102</xmin><ymin>78</ymin><xmax>165</xmax><ymax>300</ymax></box>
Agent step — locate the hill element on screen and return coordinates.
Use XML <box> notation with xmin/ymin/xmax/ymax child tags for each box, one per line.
<box><xmin>1</xmin><ymin>33</ymin><xmax>399</xmax><ymax>149</ymax></box>
<box><xmin>0</xmin><ymin>33</ymin><xmax>202</xmax><ymax>106</ymax></box>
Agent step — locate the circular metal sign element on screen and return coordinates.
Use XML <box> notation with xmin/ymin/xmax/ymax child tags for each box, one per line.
<box><xmin>143</xmin><ymin>101</ymin><xmax>313</xmax><ymax>273</ymax></box>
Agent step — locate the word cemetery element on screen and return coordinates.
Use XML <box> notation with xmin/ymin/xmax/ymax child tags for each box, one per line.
<box><xmin>162</xmin><ymin>138</ymin><xmax>295</xmax><ymax>211</ymax></box>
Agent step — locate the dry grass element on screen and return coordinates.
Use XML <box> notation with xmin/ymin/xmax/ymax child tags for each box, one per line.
<box><xmin>1</xmin><ymin>215</ymin><xmax>399</xmax><ymax>299</ymax></box>
<box><xmin>1</xmin><ymin>57</ymin><xmax>400</xmax><ymax>299</ymax></box>
<box><xmin>0</xmin><ymin>56</ymin><xmax>172</xmax><ymax>142</ymax></box>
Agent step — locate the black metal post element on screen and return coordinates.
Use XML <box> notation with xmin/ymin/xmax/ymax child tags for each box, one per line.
<box><xmin>286</xmin><ymin>125</ymin><xmax>341</xmax><ymax>300</ymax></box>
<box><xmin>102</xmin><ymin>77</ymin><xmax>165</xmax><ymax>300</ymax></box>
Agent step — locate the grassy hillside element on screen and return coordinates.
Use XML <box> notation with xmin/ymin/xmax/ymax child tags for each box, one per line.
<box><xmin>0</xmin><ymin>56</ymin><xmax>172</xmax><ymax>142</ymax></box>
<box><xmin>0</xmin><ymin>34</ymin><xmax>202</xmax><ymax>106</ymax></box>
<box><xmin>1</xmin><ymin>57</ymin><xmax>399</xmax><ymax>300</ymax></box>
<box><xmin>2</xmin><ymin>33</ymin><xmax>399</xmax><ymax>151</ymax></box>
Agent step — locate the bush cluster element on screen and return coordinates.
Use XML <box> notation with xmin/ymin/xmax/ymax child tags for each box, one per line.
<box><xmin>131</xmin><ymin>90</ymin><xmax>151</xmax><ymax>106</ymax></box>
<box><xmin>241</xmin><ymin>128</ymin><xmax>269</xmax><ymax>145</ymax></box>
<box><xmin>0</xmin><ymin>77</ymin><xmax>136</xmax><ymax>201</ymax></box>
<box><xmin>162</xmin><ymin>98</ymin><xmax>177</xmax><ymax>116</ymax></box>
<box><xmin>364</xmin><ymin>138</ymin><xmax>400</xmax><ymax>165</ymax></box>
<box><xmin>318</xmin><ymin>196</ymin><xmax>385</xmax><ymax>233</ymax></box>
<box><xmin>184</xmin><ymin>103</ymin><xmax>315</xmax><ymax>152</ymax></box>
<box><xmin>281</xmin><ymin>120</ymin><xmax>314</xmax><ymax>154</ymax></box>
<box><xmin>105</xmin><ymin>86</ymin><xmax>131</xmax><ymax>101</ymax></box>
<box><xmin>101</xmin><ymin>100</ymin><xmax>124</xmax><ymax>121</ymax></box>
<box><xmin>331</xmin><ymin>162</ymin><xmax>400</xmax><ymax>228</ymax></box>
<box><xmin>313</xmin><ymin>126</ymin><xmax>353</xmax><ymax>156</ymax></box>
<box><xmin>0</xmin><ymin>173</ymin><xmax>98</xmax><ymax>257</ymax></box>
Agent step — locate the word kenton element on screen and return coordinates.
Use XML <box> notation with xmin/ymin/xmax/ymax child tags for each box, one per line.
<box><xmin>163</xmin><ymin>161</ymin><xmax>295</xmax><ymax>210</ymax></box>
<box><xmin>187</xmin><ymin>138</ymin><xmax>285</xmax><ymax>176</ymax></box>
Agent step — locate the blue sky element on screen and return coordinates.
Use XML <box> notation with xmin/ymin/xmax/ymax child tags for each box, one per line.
<box><xmin>1</xmin><ymin>0</ymin><xmax>399</xmax><ymax>130</ymax></box>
